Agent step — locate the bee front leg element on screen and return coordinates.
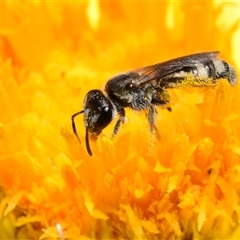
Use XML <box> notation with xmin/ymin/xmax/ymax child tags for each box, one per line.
<box><xmin>147</xmin><ymin>105</ymin><xmax>160</xmax><ymax>140</ymax></box>
<box><xmin>112</xmin><ymin>107</ymin><xmax>125</xmax><ymax>138</ymax></box>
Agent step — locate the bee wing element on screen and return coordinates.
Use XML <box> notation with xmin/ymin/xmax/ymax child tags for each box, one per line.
<box><xmin>132</xmin><ymin>51</ymin><xmax>220</xmax><ymax>87</ymax></box>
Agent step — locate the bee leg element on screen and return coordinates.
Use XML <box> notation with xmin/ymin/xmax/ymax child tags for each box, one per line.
<box><xmin>147</xmin><ymin>105</ymin><xmax>160</xmax><ymax>140</ymax></box>
<box><xmin>152</xmin><ymin>87</ymin><xmax>171</xmax><ymax>111</ymax></box>
<box><xmin>112</xmin><ymin>108</ymin><xmax>125</xmax><ymax>138</ymax></box>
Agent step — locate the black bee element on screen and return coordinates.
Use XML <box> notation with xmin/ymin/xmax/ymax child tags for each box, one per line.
<box><xmin>72</xmin><ymin>51</ymin><xmax>237</xmax><ymax>156</ymax></box>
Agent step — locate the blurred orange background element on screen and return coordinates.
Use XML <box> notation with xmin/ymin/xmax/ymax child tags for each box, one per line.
<box><xmin>1</xmin><ymin>1</ymin><xmax>239</xmax><ymax>70</ymax></box>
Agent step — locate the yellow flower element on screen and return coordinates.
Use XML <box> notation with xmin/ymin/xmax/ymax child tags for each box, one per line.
<box><xmin>0</xmin><ymin>1</ymin><xmax>240</xmax><ymax>239</ymax></box>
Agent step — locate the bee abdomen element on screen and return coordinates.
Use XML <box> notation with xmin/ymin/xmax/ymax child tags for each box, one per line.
<box><xmin>212</xmin><ymin>59</ymin><xmax>238</xmax><ymax>85</ymax></box>
<box><xmin>160</xmin><ymin>59</ymin><xmax>238</xmax><ymax>88</ymax></box>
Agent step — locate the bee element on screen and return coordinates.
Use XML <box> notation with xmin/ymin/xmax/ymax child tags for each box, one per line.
<box><xmin>72</xmin><ymin>51</ymin><xmax>237</xmax><ymax>156</ymax></box>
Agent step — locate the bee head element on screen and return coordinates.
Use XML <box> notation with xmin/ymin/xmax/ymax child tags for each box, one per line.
<box><xmin>72</xmin><ymin>90</ymin><xmax>113</xmax><ymax>156</ymax></box>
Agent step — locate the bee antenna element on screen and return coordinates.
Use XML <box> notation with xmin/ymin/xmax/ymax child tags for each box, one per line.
<box><xmin>85</xmin><ymin>128</ymin><xmax>92</xmax><ymax>156</ymax></box>
<box><xmin>71</xmin><ymin>110</ymin><xmax>84</xmax><ymax>142</ymax></box>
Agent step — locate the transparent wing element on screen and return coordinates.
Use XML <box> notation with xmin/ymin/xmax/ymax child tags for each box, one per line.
<box><xmin>131</xmin><ymin>51</ymin><xmax>220</xmax><ymax>87</ymax></box>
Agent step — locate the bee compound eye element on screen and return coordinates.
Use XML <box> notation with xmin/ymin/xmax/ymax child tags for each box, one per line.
<box><xmin>103</xmin><ymin>106</ymin><xmax>110</xmax><ymax>112</ymax></box>
<box><xmin>95</xmin><ymin>106</ymin><xmax>113</xmax><ymax>131</ymax></box>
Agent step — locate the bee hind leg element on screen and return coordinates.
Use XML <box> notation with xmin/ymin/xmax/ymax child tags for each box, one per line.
<box><xmin>147</xmin><ymin>105</ymin><xmax>160</xmax><ymax>140</ymax></box>
<box><xmin>152</xmin><ymin>87</ymin><xmax>171</xmax><ymax>111</ymax></box>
